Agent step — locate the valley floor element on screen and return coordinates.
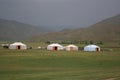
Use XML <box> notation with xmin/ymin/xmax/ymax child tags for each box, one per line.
<box><xmin>0</xmin><ymin>46</ymin><xmax>120</xmax><ymax>80</ymax></box>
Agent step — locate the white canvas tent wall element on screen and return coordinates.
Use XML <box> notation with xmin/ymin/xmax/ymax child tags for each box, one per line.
<box><xmin>47</xmin><ymin>43</ymin><xmax>64</xmax><ymax>51</ymax></box>
<box><xmin>84</xmin><ymin>45</ymin><xmax>100</xmax><ymax>52</ymax></box>
<box><xmin>65</xmin><ymin>44</ymin><xmax>78</xmax><ymax>51</ymax></box>
<box><xmin>9</xmin><ymin>42</ymin><xmax>27</xmax><ymax>50</ymax></box>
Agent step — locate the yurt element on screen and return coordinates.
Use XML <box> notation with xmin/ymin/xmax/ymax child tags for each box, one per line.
<box><xmin>65</xmin><ymin>44</ymin><xmax>78</xmax><ymax>51</ymax></box>
<box><xmin>84</xmin><ymin>45</ymin><xmax>100</xmax><ymax>52</ymax></box>
<box><xmin>9</xmin><ymin>42</ymin><xmax>27</xmax><ymax>50</ymax></box>
<box><xmin>47</xmin><ymin>43</ymin><xmax>64</xmax><ymax>51</ymax></box>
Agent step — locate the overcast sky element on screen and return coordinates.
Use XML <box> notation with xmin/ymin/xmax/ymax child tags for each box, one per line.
<box><xmin>0</xmin><ymin>0</ymin><xmax>120</xmax><ymax>30</ymax></box>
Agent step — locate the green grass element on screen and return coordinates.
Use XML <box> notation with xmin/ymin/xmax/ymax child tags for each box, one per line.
<box><xmin>0</xmin><ymin>47</ymin><xmax>120</xmax><ymax>80</ymax></box>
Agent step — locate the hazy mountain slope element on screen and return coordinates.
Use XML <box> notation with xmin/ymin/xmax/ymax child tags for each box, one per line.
<box><xmin>31</xmin><ymin>14</ymin><xmax>120</xmax><ymax>42</ymax></box>
<box><xmin>0</xmin><ymin>19</ymin><xmax>44</xmax><ymax>41</ymax></box>
<box><xmin>87</xmin><ymin>14</ymin><xmax>120</xmax><ymax>41</ymax></box>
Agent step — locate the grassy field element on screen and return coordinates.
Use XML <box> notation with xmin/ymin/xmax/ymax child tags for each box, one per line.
<box><xmin>0</xmin><ymin>43</ymin><xmax>120</xmax><ymax>80</ymax></box>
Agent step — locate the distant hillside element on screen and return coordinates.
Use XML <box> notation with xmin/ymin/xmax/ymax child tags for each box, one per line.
<box><xmin>0</xmin><ymin>19</ymin><xmax>45</xmax><ymax>41</ymax></box>
<box><xmin>31</xmin><ymin>14</ymin><xmax>120</xmax><ymax>42</ymax></box>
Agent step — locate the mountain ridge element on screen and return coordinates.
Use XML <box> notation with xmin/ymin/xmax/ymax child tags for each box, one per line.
<box><xmin>0</xmin><ymin>19</ymin><xmax>46</xmax><ymax>41</ymax></box>
<box><xmin>30</xmin><ymin>14</ymin><xmax>120</xmax><ymax>42</ymax></box>
<box><xmin>0</xmin><ymin>14</ymin><xmax>120</xmax><ymax>42</ymax></box>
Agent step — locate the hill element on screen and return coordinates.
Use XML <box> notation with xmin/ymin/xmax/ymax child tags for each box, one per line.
<box><xmin>0</xmin><ymin>19</ymin><xmax>46</xmax><ymax>41</ymax></box>
<box><xmin>31</xmin><ymin>14</ymin><xmax>120</xmax><ymax>42</ymax></box>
